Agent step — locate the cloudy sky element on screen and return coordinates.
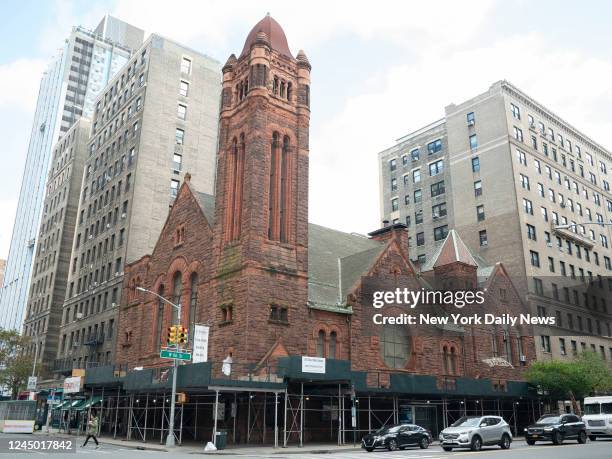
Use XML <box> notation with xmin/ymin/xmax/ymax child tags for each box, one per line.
<box><xmin>1</xmin><ymin>0</ymin><xmax>611</xmax><ymax>259</ymax></box>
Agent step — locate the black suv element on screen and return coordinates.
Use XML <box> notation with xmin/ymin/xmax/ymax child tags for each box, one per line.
<box><xmin>361</xmin><ymin>424</ymin><xmax>432</xmax><ymax>451</ymax></box>
<box><xmin>525</xmin><ymin>414</ymin><xmax>587</xmax><ymax>445</ymax></box>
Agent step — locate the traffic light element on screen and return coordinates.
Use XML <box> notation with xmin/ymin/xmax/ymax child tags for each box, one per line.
<box><xmin>167</xmin><ymin>326</ymin><xmax>178</xmax><ymax>344</ymax></box>
<box><xmin>177</xmin><ymin>325</ymin><xmax>188</xmax><ymax>345</ymax></box>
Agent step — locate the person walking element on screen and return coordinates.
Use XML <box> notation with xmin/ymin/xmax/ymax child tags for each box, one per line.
<box><xmin>82</xmin><ymin>412</ymin><xmax>100</xmax><ymax>448</ymax></box>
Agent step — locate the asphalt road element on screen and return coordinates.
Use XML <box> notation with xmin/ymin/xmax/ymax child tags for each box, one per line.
<box><xmin>0</xmin><ymin>433</ymin><xmax>610</xmax><ymax>458</ymax></box>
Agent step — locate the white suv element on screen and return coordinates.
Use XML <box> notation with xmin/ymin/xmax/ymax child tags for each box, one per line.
<box><xmin>439</xmin><ymin>415</ymin><xmax>512</xmax><ymax>451</ymax></box>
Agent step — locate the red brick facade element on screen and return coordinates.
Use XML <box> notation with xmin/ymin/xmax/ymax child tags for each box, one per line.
<box><xmin>116</xmin><ymin>16</ymin><xmax>535</xmax><ymax>391</ymax></box>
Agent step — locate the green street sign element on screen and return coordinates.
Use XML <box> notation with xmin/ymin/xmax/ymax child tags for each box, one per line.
<box><xmin>160</xmin><ymin>349</ymin><xmax>192</xmax><ymax>360</ymax></box>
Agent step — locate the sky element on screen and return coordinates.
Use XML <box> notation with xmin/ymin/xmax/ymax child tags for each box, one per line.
<box><xmin>1</xmin><ymin>0</ymin><xmax>611</xmax><ymax>259</ymax></box>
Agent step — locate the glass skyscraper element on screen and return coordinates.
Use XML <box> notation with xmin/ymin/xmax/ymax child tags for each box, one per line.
<box><xmin>0</xmin><ymin>16</ymin><xmax>144</xmax><ymax>331</ymax></box>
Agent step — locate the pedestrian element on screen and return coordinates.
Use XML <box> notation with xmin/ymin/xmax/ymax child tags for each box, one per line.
<box><xmin>82</xmin><ymin>411</ymin><xmax>100</xmax><ymax>449</ymax></box>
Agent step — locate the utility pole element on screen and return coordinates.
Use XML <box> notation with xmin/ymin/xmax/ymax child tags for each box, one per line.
<box><xmin>137</xmin><ymin>286</ymin><xmax>181</xmax><ymax>447</ymax></box>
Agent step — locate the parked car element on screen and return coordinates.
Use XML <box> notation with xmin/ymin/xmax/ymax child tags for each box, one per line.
<box><xmin>361</xmin><ymin>423</ymin><xmax>432</xmax><ymax>451</ymax></box>
<box><xmin>525</xmin><ymin>413</ymin><xmax>587</xmax><ymax>445</ymax></box>
<box><xmin>582</xmin><ymin>396</ymin><xmax>612</xmax><ymax>441</ymax></box>
<box><xmin>439</xmin><ymin>415</ymin><xmax>512</xmax><ymax>451</ymax></box>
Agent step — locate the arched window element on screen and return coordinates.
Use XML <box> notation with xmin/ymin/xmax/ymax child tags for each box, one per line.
<box><xmin>380</xmin><ymin>325</ymin><xmax>410</xmax><ymax>368</ymax></box>
<box><xmin>442</xmin><ymin>346</ymin><xmax>449</xmax><ymax>374</ymax></box>
<box><xmin>329</xmin><ymin>331</ymin><xmax>337</xmax><ymax>359</ymax></box>
<box><xmin>286</xmin><ymin>82</ymin><xmax>292</xmax><ymax>101</ymax></box>
<box><xmin>450</xmin><ymin>347</ymin><xmax>457</xmax><ymax>375</ymax></box>
<box><xmin>316</xmin><ymin>330</ymin><xmax>325</xmax><ymax>357</ymax></box>
<box><xmin>189</xmin><ymin>273</ymin><xmax>198</xmax><ymax>337</ymax></box>
<box><xmin>172</xmin><ymin>272</ymin><xmax>182</xmax><ymax>324</ymax></box>
<box><xmin>268</xmin><ymin>133</ymin><xmax>290</xmax><ymax>242</ymax></box>
<box><xmin>225</xmin><ymin>136</ymin><xmax>244</xmax><ymax>241</ymax></box>
<box><xmin>155</xmin><ymin>285</ymin><xmax>165</xmax><ymax>350</ymax></box>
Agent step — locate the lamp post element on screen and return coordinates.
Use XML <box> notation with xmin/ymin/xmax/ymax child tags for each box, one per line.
<box><xmin>554</xmin><ymin>222</ymin><xmax>612</xmax><ymax>230</ymax></box>
<box><xmin>137</xmin><ymin>286</ymin><xmax>181</xmax><ymax>447</ymax></box>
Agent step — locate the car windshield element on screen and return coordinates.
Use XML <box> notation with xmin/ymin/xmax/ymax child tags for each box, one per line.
<box><xmin>537</xmin><ymin>416</ymin><xmax>561</xmax><ymax>424</ymax></box>
<box><xmin>584</xmin><ymin>404</ymin><xmax>600</xmax><ymax>415</ymax></box>
<box><xmin>451</xmin><ymin>417</ymin><xmax>481</xmax><ymax>427</ymax></box>
<box><xmin>374</xmin><ymin>425</ymin><xmax>401</xmax><ymax>435</ymax></box>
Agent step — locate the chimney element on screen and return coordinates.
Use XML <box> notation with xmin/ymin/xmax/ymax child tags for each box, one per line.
<box><xmin>368</xmin><ymin>223</ymin><xmax>409</xmax><ymax>255</ymax></box>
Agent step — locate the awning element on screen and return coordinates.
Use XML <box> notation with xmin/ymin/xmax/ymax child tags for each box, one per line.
<box><xmin>53</xmin><ymin>400</ymin><xmax>69</xmax><ymax>409</ymax></box>
<box><xmin>64</xmin><ymin>399</ymin><xmax>86</xmax><ymax>410</ymax></box>
<box><xmin>78</xmin><ymin>396</ymin><xmax>103</xmax><ymax>410</ymax></box>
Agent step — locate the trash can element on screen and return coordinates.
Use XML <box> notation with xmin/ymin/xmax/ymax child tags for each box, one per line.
<box><xmin>215</xmin><ymin>430</ymin><xmax>227</xmax><ymax>450</ymax></box>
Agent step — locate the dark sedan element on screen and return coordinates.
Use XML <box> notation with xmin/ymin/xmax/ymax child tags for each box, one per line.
<box><xmin>525</xmin><ymin>414</ymin><xmax>587</xmax><ymax>445</ymax></box>
<box><xmin>361</xmin><ymin>423</ymin><xmax>432</xmax><ymax>451</ymax></box>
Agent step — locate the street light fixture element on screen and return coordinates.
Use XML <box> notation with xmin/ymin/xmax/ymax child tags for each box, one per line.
<box><xmin>136</xmin><ymin>286</ymin><xmax>181</xmax><ymax>447</ymax></box>
<box><xmin>554</xmin><ymin>222</ymin><xmax>612</xmax><ymax>230</ymax></box>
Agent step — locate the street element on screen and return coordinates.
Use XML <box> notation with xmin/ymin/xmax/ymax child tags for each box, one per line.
<box><xmin>0</xmin><ymin>433</ymin><xmax>610</xmax><ymax>459</ymax></box>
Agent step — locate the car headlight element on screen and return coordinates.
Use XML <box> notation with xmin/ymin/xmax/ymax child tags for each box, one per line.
<box><xmin>544</xmin><ymin>427</ymin><xmax>554</xmax><ymax>432</ymax></box>
<box><xmin>524</xmin><ymin>428</ymin><xmax>528</xmax><ymax>432</ymax></box>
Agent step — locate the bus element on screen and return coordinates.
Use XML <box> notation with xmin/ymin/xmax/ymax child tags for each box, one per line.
<box><xmin>582</xmin><ymin>396</ymin><xmax>612</xmax><ymax>440</ymax></box>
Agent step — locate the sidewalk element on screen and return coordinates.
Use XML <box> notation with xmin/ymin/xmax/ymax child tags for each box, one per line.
<box><xmin>34</xmin><ymin>429</ymin><xmax>364</xmax><ymax>454</ymax></box>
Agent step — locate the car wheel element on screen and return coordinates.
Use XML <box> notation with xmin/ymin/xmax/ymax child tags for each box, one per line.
<box><xmin>500</xmin><ymin>434</ymin><xmax>511</xmax><ymax>449</ymax></box>
<box><xmin>589</xmin><ymin>435</ymin><xmax>597</xmax><ymax>441</ymax></box>
<box><xmin>365</xmin><ymin>447</ymin><xmax>374</xmax><ymax>452</ymax></box>
<box><xmin>387</xmin><ymin>439</ymin><xmax>398</xmax><ymax>451</ymax></box>
<box><xmin>552</xmin><ymin>431</ymin><xmax>564</xmax><ymax>445</ymax></box>
<box><xmin>419</xmin><ymin>437</ymin><xmax>429</xmax><ymax>449</ymax></box>
<box><xmin>578</xmin><ymin>431</ymin><xmax>587</xmax><ymax>444</ymax></box>
<box><xmin>442</xmin><ymin>446</ymin><xmax>453</xmax><ymax>451</ymax></box>
<box><xmin>471</xmin><ymin>435</ymin><xmax>482</xmax><ymax>451</ymax></box>
<box><xmin>526</xmin><ymin>439</ymin><xmax>536</xmax><ymax>445</ymax></box>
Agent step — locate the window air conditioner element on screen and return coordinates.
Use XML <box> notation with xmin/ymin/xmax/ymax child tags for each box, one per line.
<box><xmin>520</xmin><ymin>355</ymin><xmax>527</xmax><ymax>362</ymax></box>
<box><xmin>481</xmin><ymin>241</ymin><xmax>488</xmax><ymax>246</ymax></box>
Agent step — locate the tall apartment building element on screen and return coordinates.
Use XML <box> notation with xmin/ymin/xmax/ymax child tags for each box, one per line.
<box><xmin>379</xmin><ymin>81</ymin><xmax>612</xmax><ymax>360</ymax></box>
<box><xmin>53</xmin><ymin>35</ymin><xmax>221</xmax><ymax>376</ymax></box>
<box><xmin>0</xmin><ymin>16</ymin><xmax>143</xmax><ymax>331</ymax></box>
<box><xmin>22</xmin><ymin>119</ymin><xmax>92</xmax><ymax>378</ymax></box>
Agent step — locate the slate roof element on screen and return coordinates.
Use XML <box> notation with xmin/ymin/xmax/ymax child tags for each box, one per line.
<box><xmin>194</xmin><ymin>191</ymin><xmax>215</xmax><ymax>225</ymax></box>
<box><xmin>307</xmin><ymin>224</ymin><xmax>386</xmax><ymax>312</ymax></box>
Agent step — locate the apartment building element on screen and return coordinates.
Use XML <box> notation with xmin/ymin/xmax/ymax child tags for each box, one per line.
<box><xmin>0</xmin><ymin>16</ymin><xmax>143</xmax><ymax>331</ymax></box>
<box><xmin>22</xmin><ymin>119</ymin><xmax>91</xmax><ymax>379</ymax></box>
<box><xmin>53</xmin><ymin>35</ymin><xmax>221</xmax><ymax>376</ymax></box>
<box><xmin>379</xmin><ymin>81</ymin><xmax>612</xmax><ymax>361</ymax></box>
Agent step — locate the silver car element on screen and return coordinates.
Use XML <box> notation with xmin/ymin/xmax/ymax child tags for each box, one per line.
<box><xmin>439</xmin><ymin>415</ymin><xmax>512</xmax><ymax>451</ymax></box>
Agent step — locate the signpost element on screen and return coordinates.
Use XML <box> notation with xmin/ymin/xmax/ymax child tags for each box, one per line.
<box><xmin>26</xmin><ymin>376</ymin><xmax>37</xmax><ymax>391</ymax></box>
<box><xmin>160</xmin><ymin>349</ymin><xmax>192</xmax><ymax>361</ymax></box>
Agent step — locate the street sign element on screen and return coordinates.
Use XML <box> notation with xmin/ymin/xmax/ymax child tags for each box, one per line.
<box><xmin>160</xmin><ymin>349</ymin><xmax>191</xmax><ymax>360</ymax></box>
<box><xmin>27</xmin><ymin>376</ymin><xmax>37</xmax><ymax>390</ymax></box>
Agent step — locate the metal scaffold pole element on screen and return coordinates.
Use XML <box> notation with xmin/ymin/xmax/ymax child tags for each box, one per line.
<box><xmin>274</xmin><ymin>392</ymin><xmax>278</xmax><ymax>449</ymax></box>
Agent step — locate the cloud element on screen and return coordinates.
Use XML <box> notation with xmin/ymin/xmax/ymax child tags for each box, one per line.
<box><xmin>0</xmin><ymin>59</ymin><xmax>47</xmax><ymax>110</ymax></box>
<box><xmin>309</xmin><ymin>32</ymin><xmax>612</xmax><ymax>236</ymax></box>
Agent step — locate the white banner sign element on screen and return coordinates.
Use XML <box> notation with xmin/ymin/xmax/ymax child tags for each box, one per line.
<box><xmin>302</xmin><ymin>356</ymin><xmax>326</xmax><ymax>374</ymax></box>
<box><xmin>27</xmin><ymin>376</ymin><xmax>37</xmax><ymax>390</ymax></box>
<box><xmin>63</xmin><ymin>376</ymin><xmax>82</xmax><ymax>394</ymax></box>
<box><xmin>192</xmin><ymin>325</ymin><xmax>210</xmax><ymax>363</ymax></box>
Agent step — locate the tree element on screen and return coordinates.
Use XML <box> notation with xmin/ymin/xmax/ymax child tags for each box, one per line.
<box><xmin>0</xmin><ymin>329</ymin><xmax>32</xmax><ymax>399</ymax></box>
<box><xmin>525</xmin><ymin>352</ymin><xmax>612</xmax><ymax>415</ymax></box>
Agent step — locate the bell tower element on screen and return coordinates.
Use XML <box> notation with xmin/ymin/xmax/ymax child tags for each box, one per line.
<box><xmin>211</xmin><ymin>14</ymin><xmax>311</xmax><ymax>364</ymax></box>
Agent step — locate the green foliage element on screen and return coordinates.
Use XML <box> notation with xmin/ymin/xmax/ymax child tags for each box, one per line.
<box><xmin>526</xmin><ymin>351</ymin><xmax>612</xmax><ymax>402</ymax></box>
<box><xmin>0</xmin><ymin>328</ymin><xmax>32</xmax><ymax>398</ymax></box>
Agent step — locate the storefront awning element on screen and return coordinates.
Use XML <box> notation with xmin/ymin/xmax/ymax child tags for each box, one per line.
<box><xmin>64</xmin><ymin>399</ymin><xmax>86</xmax><ymax>410</ymax></box>
<box><xmin>78</xmin><ymin>396</ymin><xmax>103</xmax><ymax>410</ymax></box>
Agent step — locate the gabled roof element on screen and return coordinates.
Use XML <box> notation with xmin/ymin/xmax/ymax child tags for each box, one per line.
<box><xmin>307</xmin><ymin>224</ymin><xmax>386</xmax><ymax>312</ymax></box>
<box><xmin>194</xmin><ymin>191</ymin><xmax>215</xmax><ymax>225</ymax></box>
<box><xmin>420</xmin><ymin>229</ymin><xmax>495</xmax><ymax>286</ymax></box>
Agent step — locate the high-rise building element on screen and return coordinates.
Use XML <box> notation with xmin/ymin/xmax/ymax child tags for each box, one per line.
<box><xmin>379</xmin><ymin>80</ymin><xmax>612</xmax><ymax>360</ymax></box>
<box><xmin>53</xmin><ymin>35</ymin><xmax>221</xmax><ymax>375</ymax></box>
<box><xmin>22</xmin><ymin>119</ymin><xmax>92</xmax><ymax>378</ymax></box>
<box><xmin>0</xmin><ymin>16</ymin><xmax>144</xmax><ymax>331</ymax></box>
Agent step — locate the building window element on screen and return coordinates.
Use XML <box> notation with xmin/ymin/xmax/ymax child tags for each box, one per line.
<box><xmin>476</xmin><ymin>205</ymin><xmax>485</xmax><ymax>221</ymax></box>
<box><xmin>410</xmin><ymin>148</ymin><xmax>420</xmax><ymax>161</ymax></box>
<box><xmin>412</xmin><ymin>168</ymin><xmax>421</xmax><ymax>183</ymax></box>
<box><xmin>316</xmin><ymin>330</ymin><xmax>325</xmax><ymax>357</ymax></box>
<box><xmin>156</xmin><ymin>285</ymin><xmax>165</xmax><ymax>349</ymax></box>
<box><xmin>380</xmin><ymin>325</ymin><xmax>410</xmax><ymax>368</ymax></box>
<box><xmin>429</xmin><ymin>159</ymin><xmax>444</xmax><ymax>176</ymax></box>
<box><xmin>226</xmin><ymin>135</ymin><xmax>245</xmax><ymax>242</ymax></box>
<box><xmin>530</xmin><ymin>250</ymin><xmax>540</xmax><ymax>267</ymax></box>
<box><xmin>523</xmin><ymin>198</ymin><xmax>533</xmax><ymax>215</ymax></box>
<box><xmin>269</xmin><ymin>304</ymin><xmax>288</xmax><ymax>323</ymax></box>
<box><xmin>432</xmin><ymin>202</ymin><xmax>447</xmax><ymax>218</ymax></box>
<box><xmin>415</xmin><ymin>210</ymin><xmax>423</xmax><ymax>224</ymax></box>
<box><xmin>514</xmin><ymin>126</ymin><xmax>523</xmax><ymax>142</ymax></box>
<box><xmin>471</xmin><ymin>157</ymin><xmax>480</xmax><ymax>172</ymax></box>
<box><xmin>181</xmin><ymin>57</ymin><xmax>192</xmax><ymax>74</ymax></box>
<box><xmin>469</xmin><ymin>134</ymin><xmax>478</xmax><ymax>150</ymax></box>
<box><xmin>510</xmin><ymin>103</ymin><xmax>521</xmax><ymax>119</ymax></box>
<box><xmin>189</xmin><ymin>273</ymin><xmax>198</xmax><ymax>336</ymax></box>
<box><xmin>170</xmin><ymin>179</ymin><xmax>180</xmax><ymax>197</ymax></box>
<box><xmin>220</xmin><ymin>304</ymin><xmax>233</xmax><ymax>323</ymax></box>
<box><xmin>559</xmin><ymin>338</ymin><xmax>567</xmax><ymax>356</ymax></box>
<box><xmin>517</xmin><ymin>150</ymin><xmax>527</xmax><ymax>165</ymax></box>
<box><xmin>179</xmin><ymin>80</ymin><xmax>189</xmax><ymax>97</ymax></box>
<box><xmin>416</xmin><ymin>232</ymin><xmax>425</xmax><ymax>246</ymax></box>
<box><xmin>414</xmin><ymin>189</ymin><xmax>422</xmax><ymax>203</ymax></box>
<box><xmin>389</xmin><ymin>158</ymin><xmax>397</xmax><ymax>171</ymax></box>
<box><xmin>173</xmin><ymin>153</ymin><xmax>182</xmax><ymax>171</ymax></box>
<box><xmin>177</xmin><ymin>104</ymin><xmax>187</xmax><ymax>120</ymax></box>
<box><xmin>427</xmin><ymin>139</ymin><xmax>442</xmax><ymax>155</ymax></box>
<box><xmin>474</xmin><ymin>180</ymin><xmax>482</xmax><ymax>197</ymax></box>
<box><xmin>391</xmin><ymin>198</ymin><xmax>398</xmax><ymax>211</ymax></box>
<box><xmin>479</xmin><ymin>230</ymin><xmax>488</xmax><ymax>246</ymax></box>
<box><xmin>526</xmin><ymin>224</ymin><xmax>536</xmax><ymax>240</ymax></box>
<box><xmin>467</xmin><ymin>111</ymin><xmax>475</xmax><ymax>125</ymax></box>
<box><xmin>430</xmin><ymin>180</ymin><xmax>445</xmax><ymax>197</ymax></box>
<box><xmin>434</xmin><ymin>225</ymin><xmax>448</xmax><ymax>241</ymax></box>
<box><xmin>540</xmin><ymin>335</ymin><xmax>551</xmax><ymax>352</ymax></box>
<box><xmin>390</xmin><ymin>178</ymin><xmax>397</xmax><ymax>191</ymax></box>
<box><xmin>329</xmin><ymin>331</ymin><xmax>337</xmax><ymax>359</ymax></box>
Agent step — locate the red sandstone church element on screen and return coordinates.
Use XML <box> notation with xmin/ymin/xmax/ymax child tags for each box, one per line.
<box><xmin>109</xmin><ymin>15</ymin><xmax>541</xmax><ymax>446</ymax></box>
